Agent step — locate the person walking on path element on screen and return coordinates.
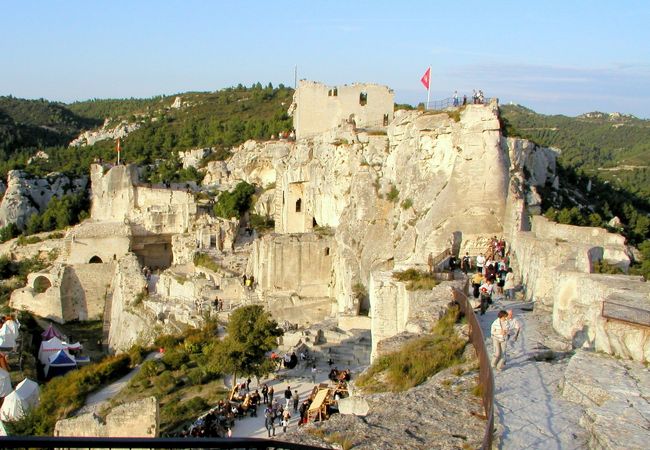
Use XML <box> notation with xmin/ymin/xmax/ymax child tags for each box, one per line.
<box><xmin>311</xmin><ymin>365</ymin><xmax>317</xmax><ymax>384</ymax></box>
<box><xmin>503</xmin><ymin>268</ymin><xmax>516</xmax><ymax>300</ymax></box>
<box><xmin>284</xmin><ymin>385</ymin><xmax>292</xmax><ymax>409</ymax></box>
<box><xmin>268</xmin><ymin>386</ymin><xmax>274</xmax><ymax>406</ymax></box>
<box><xmin>282</xmin><ymin>408</ymin><xmax>291</xmax><ymax>433</ymax></box>
<box><xmin>491</xmin><ymin>310</ymin><xmax>510</xmax><ymax>371</ymax></box>
<box><xmin>292</xmin><ymin>390</ymin><xmax>299</xmax><ymax>413</ymax></box>
<box><xmin>264</xmin><ymin>406</ymin><xmax>276</xmax><ymax>437</ymax></box>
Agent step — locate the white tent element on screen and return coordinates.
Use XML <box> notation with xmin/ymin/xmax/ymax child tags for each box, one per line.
<box><xmin>0</xmin><ymin>378</ymin><xmax>39</xmax><ymax>421</ymax></box>
<box><xmin>44</xmin><ymin>350</ymin><xmax>77</xmax><ymax>378</ymax></box>
<box><xmin>0</xmin><ymin>368</ymin><xmax>12</xmax><ymax>397</ymax></box>
<box><xmin>0</xmin><ymin>323</ymin><xmax>17</xmax><ymax>351</ymax></box>
<box><xmin>38</xmin><ymin>337</ymin><xmax>81</xmax><ymax>365</ymax></box>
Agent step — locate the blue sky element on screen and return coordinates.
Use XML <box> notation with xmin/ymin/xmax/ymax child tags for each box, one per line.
<box><xmin>2</xmin><ymin>0</ymin><xmax>649</xmax><ymax>117</ymax></box>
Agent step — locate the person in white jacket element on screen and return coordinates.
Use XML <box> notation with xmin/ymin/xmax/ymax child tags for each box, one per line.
<box><xmin>491</xmin><ymin>310</ymin><xmax>510</xmax><ymax>371</ymax></box>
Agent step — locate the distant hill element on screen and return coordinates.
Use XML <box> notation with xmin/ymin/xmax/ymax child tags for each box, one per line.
<box><xmin>500</xmin><ymin>104</ymin><xmax>650</xmax><ymax>200</ymax></box>
<box><xmin>0</xmin><ymin>84</ymin><xmax>294</xmax><ymax>178</ymax></box>
<box><xmin>501</xmin><ymin>104</ymin><xmax>649</xmax><ymax>246</ymax></box>
<box><xmin>0</xmin><ymin>96</ymin><xmax>100</xmax><ymax>162</ymax></box>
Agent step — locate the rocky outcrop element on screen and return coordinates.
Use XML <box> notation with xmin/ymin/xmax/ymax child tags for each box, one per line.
<box><xmin>562</xmin><ymin>350</ymin><xmax>650</xmax><ymax>449</ymax></box>
<box><xmin>0</xmin><ymin>170</ymin><xmax>87</xmax><ymax>229</ymax></box>
<box><xmin>178</xmin><ymin>148</ymin><xmax>210</xmax><ymax>169</ymax></box>
<box><xmin>55</xmin><ymin>396</ymin><xmax>158</xmax><ymax>437</ymax></box>
<box><xmin>106</xmin><ymin>253</ymin><xmax>158</xmax><ymax>353</ymax></box>
<box><xmin>286</xmin><ymin>358</ymin><xmax>485</xmax><ymax>449</ymax></box>
<box><xmin>69</xmin><ymin>119</ymin><xmax>141</xmax><ymax>147</ymax></box>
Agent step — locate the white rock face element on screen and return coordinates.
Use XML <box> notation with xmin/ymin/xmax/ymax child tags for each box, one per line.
<box><xmin>69</xmin><ymin>119</ymin><xmax>141</xmax><ymax>147</ymax></box>
<box><xmin>178</xmin><ymin>148</ymin><xmax>210</xmax><ymax>169</ymax></box>
<box><xmin>562</xmin><ymin>350</ymin><xmax>650</xmax><ymax>449</ymax></box>
<box><xmin>55</xmin><ymin>396</ymin><xmax>158</xmax><ymax>437</ymax></box>
<box><xmin>0</xmin><ymin>170</ymin><xmax>88</xmax><ymax>229</ymax></box>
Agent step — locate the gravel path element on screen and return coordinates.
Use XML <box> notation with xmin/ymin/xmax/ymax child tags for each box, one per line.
<box><xmin>478</xmin><ymin>299</ymin><xmax>588</xmax><ymax>449</ymax></box>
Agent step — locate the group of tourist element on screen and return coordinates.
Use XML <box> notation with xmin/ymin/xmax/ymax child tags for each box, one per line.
<box><xmin>465</xmin><ymin>237</ymin><xmax>516</xmax><ymax>315</ymax></box>
<box><xmin>451</xmin><ymin>89</ymin><xmax>486</xmax><ymax>107</ymax></box>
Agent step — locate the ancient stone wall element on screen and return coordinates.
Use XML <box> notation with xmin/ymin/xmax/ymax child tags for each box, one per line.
<box><xmin>55</xmin><ymin>397</ymin><xmax>158</xmax><ymax>438</ymax></box>
<box><xmin>61</xmin><ymin>263</ymin><xmax>114</xmax><ymax>321</ymax></box>
<box><xmin>248</xmin><ymin>233</ymin><xmax>334</xmax><ymax>298</ymax></box>
<box><xmin>292</xmin><ymin>80</ymin><xmax>394</xmax><ymax>139</ymax></box>
<box><xmin>10</xmin><ymin>265</ymin><xmax>66</xmax><ymax>323</ymax></box>
<box><xmin>65</xmin><ymin>223</ymin><xmax>131</xmax><ymax>265</ymax></box>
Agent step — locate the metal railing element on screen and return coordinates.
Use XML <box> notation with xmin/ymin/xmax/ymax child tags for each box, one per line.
<box><xmin>425</xmin><ymin>96</ymin><xmax>496</xmax><ymax>110</ymax></box>
<box><xmin>0</xmin><ymin>436</ymin><xmax>328</xmax><ymax>449</ymax></box>
<box><xmin>452</xmin><ymin>287</ymin><xmax>495</xmax><ymax>450</ymax></box>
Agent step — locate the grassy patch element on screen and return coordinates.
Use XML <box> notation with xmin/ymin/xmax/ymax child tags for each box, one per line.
<box><xmin>193</xmin><ymin>253</ymin><xmax>222</xmax><ymax>272</ymax></box>
<box><xmin>313</xmin><ymin>226</ymin><xmax>334</xmax><ymax>236</ymax></box>
<box><xmin>400</xmin><ymin>198</ymin><xmax>413</xmax><ymax>209</ymax></box>
<box><xmin>386</xmin><ymin>184</ymin><xmax>399</xmax><ymax>202</ymax></box>
<box><xmin>393</xmin><ymin>268</ymin><xmax>437</xmax><ymax>291</ymax></box>
<box><xmin>356</xmin><ymin>307</ymin><xmax>465</xmax><ymax>392</ymax></box>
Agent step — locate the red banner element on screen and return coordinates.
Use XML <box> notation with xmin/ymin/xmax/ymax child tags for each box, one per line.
<box><xmin>420</xmin><ymin>67</ymin><xmax>431</xmax><ymax>90</ymax></box>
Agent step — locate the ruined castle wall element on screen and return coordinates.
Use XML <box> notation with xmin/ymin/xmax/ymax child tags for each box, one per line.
<box><xmin>293</xmin><ymin>81</ymin><xmax>394</xmax><ymax>139</ymax></box>
<box><xmin>90</xmin><ymin>164</ymin><xmax>137</xmax><ymax>222</ymax></box>
<box><xmin>66</xmin><ymin>234</ymin><xmax>131</xmax><ymax>265</ymax></box>
<box><xmin>248</xmin><ymin>233</ymin><xmax>334</xmax><ymax>298</ymax></box>
<box><xmin>61</xmin><ymin>263</ymin><xmax>114</xmax><ymax>321</ymax></box>
<box><xmin>10</xmin><ymin>285</ymin><xmax>64</xmax><ymax>323</ymax></box>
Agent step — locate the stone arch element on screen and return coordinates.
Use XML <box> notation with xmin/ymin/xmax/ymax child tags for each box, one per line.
<box><xmin>89</xmin><ymin>255</ymin><xmax>103</xmax><ymax>264</ymax></box>
<box><xmin>33</xmin><ymin>276</ymin><xmax>52</xmax><ymax>294</ymax></box>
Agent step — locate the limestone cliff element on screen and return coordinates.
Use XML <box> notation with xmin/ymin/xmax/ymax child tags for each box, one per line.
<box><xmin>0</xmin><ymin>170</ymin><xmax>88</xmax><ymax>229</ymax></box>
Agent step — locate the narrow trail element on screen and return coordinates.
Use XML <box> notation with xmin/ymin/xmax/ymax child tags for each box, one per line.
<box><xmin>477</xmin><ymin>299</ymin><xmax>587</xmax><ymax>449</ymax></box>
<box><xmin>76</xmin><ymin>352</ymin><xmax>162</xmax><ymax>416</ymax></box>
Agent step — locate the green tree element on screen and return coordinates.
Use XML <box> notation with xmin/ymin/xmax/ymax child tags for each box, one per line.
<box><xmin>211</xmin><ymin>305</ymin><xmax>283</xmax><ymax>383</ymax></box>
<box><xmin>213</xmin><ymin>181</ymin><xmax>255</xmax><ymax>219</ymax></box>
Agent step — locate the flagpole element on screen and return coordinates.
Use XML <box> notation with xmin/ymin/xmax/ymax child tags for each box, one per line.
<box><xmin>117</xmin><ymin>138</ymin><xmax>121</xmax><ymax>165</ymax></box>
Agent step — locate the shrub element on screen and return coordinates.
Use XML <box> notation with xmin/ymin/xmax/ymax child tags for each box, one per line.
<box><xmin>387</xmin><ymin>184</ymin><xmax>399</xmax><ymax>202</ymax></box>
<box><xmin>393</xmin><ymin>268</ymin><xmax>437</xmax><ymax>291</ymax></box>
<box><xmin>401</xmin><ymin>198</ymin><xmax>413</xmax><ymax>209</ymax></box>
<box><xmin>592</xmin><ymin>260</ymin><xmax>624</xmax><ymax>274</ymax></box>
<box><xmin>213</xmin><ymin>181</ymin><xmax>255</xmax><ymax>219</ymax></box>
<box><xmin>249</xmin><ymin>213</ymin><xmax>274</xmax><ymax>232</ymax></box>
<box><xmin>162</xmin><ymin>349</ymin><xmax>189</xmax><ymax>370</ymax></box>
<box><xmin>356</xmin><ymin>306</ymin><xmax>464</xmax><ymax>392</ymax></box>
<box><xmin>193</xmin><ymin>253</ymin><xmax>222</xmax><ymax>272</ymax></box>
<box><xmin>0</xmin><ymin>223</ymin><xmax>19</xmax><ymax>243</ymax></box>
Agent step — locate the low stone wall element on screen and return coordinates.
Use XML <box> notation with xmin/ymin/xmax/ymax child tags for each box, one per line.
<box><xmin>55</xmin><ymin>397</ymin><xmax>158</xmax><ymax>438</ymax></box>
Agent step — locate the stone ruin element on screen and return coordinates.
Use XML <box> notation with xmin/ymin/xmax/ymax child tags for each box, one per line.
<box><xmin>6</xmin><ymin>82</ymin><xmax>647</xmax><ymax>363</ymax></box>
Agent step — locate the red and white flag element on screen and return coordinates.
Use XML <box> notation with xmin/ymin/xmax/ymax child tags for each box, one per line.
<box><xmin>420</xmin><ymin>67</ymin><xmax>431</xmax><ymax>90</ymax></box>
<box><xmin>116</xmin><ymin>138</ymin><xmax>121</xmax><ymax>153</ymax></box>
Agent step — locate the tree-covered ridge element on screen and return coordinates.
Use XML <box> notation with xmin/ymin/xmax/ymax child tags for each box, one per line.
<box><xmin>500</xmin><ymin>104</ymin><xmax>650</xmax><ymax>200</ymax></box>
<box><xmin>0</xmin><ymin>96</ymin><xmax>100</xmax><ymax>161</ymax></box>
<box><xmin>0</xmin><ymin>84</ymin><xmax>294</xmax><ymax>179</ymax></box>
